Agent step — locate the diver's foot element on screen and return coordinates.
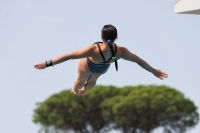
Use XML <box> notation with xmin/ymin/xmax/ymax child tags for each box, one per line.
<box><xmin>71</xmin><ymin>88</ymin><xmax>78</xmax><ymax>94</ymax></box>
<box><xmin>78</xmin><ymin>88</ymin><xmax>86</xmax><ymax>95</ymax></box>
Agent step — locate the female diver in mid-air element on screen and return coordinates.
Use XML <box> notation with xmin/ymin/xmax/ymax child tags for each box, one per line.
<box><xmin>34</xmin><ymin>24</ymin><xmax>168</xmax><ymax>95</ymax></box>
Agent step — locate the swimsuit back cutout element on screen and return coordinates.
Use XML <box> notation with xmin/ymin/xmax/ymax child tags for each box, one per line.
<box><xmin>93</xmin><ymin>42</ymin><xmax>117</xmax><ymax>63</ymax></box>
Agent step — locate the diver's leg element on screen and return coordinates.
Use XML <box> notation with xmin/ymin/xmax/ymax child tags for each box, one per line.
<box><xmin>71</xmin><ymin>58</ymin><xmax>91</xmax><ymax>94</ymax></box>
<box><xmin>78</xmin><ymin>64</ymin><xmax>111</xmax><ymax>95</ymax></box>
<box><xmin>78</xmin><ymin>73</ymin><xmax>101</xmax><ymax>95</ymax></box>
<box><xmin>71</xmin><ymin>72</ymin><xmax>90</xmax><ymax>94</ymax></box>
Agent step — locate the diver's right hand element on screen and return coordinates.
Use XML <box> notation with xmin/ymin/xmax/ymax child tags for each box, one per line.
<box><xmin>34</xmin><ymin>62</ymin><xmax>46</xmax><ymax>70</ymax></box>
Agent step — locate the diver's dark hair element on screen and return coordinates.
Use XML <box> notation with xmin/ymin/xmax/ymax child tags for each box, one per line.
<box><xmin>101</xmin><ymin>24</ymin><xmax>118</xmax><ymax>71</ymax></box>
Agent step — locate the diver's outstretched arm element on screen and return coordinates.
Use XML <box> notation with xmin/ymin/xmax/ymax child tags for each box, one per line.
<box><xmin>120</xmin><ymin>47</ymin><xmax>168</xmax><ymax>80</ymax></box>
<box><xmin>34</xmin><ymin>45</ymin><xmax>94</xmax><ymax>70</ymax></box>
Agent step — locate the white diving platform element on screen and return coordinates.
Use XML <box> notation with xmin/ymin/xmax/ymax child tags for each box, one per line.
<box><xmin>175</xmin><ymin>0</ymin><xmax>200</xmax><ymax>15</ymax></box>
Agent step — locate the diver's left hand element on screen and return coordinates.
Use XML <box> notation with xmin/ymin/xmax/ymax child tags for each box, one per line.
<box><xmin>34</xmin><ymin>62</ymin><xmax>46</xmax><ymax>70</ymax></box>
<box><xmin>153</xmin><ymin>69</ymin><xmax>168</xmax><ymax>80</ymax></box>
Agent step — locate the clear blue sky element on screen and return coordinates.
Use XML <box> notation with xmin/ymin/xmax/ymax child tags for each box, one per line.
<box><xmin>0</xmin><ymin>0</ymin><xmax>199</xmax><ymax>133</ymax></box>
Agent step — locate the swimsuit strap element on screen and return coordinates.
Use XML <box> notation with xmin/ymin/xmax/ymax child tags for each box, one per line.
<box><xmin>93</xmin><ymin>42</ymin><xmax>117</xmax><ymax>63</ymax></box>
<box><xmin>93</xmin><ymin>42</ymin><xmax>106</xmax><ymax>63</ymax></box>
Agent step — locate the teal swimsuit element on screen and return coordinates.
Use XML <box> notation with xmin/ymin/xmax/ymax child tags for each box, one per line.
<box><xmin>86</xmin><ymin>42</ymin><xmax>117</xmax><ymax>73</ymax></box>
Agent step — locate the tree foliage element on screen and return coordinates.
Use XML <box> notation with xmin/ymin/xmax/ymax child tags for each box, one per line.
<box><xmin>101</xmin><ymin>85</ymin><xmax>199</xmax><ymax>133</ymax></box>
<box><xmin>33</xmin><ymin>85</ymin><xmax>199</xmax><ymax>133</ymax></box>
<box><xmin>33</xmin><ymin>90</ymin><xmax>88</xmax><ymax>133</ymax></box>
